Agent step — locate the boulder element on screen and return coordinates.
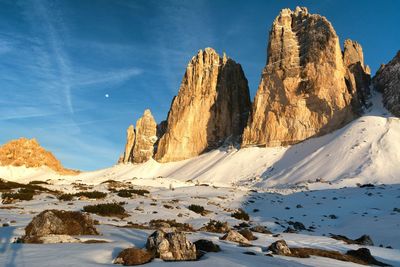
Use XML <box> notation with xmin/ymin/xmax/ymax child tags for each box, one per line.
<box><xmin>220</xmin><ymin>230</ymin><xmax>250</xmax><ymax>245</ymax></box>
<box><xmin>268</xmin><ymin>240</ymin><xmax>292</xmax><ymax>255</ymax></box>
<box><xmin>250</xmin><ymin>225</ymin><xmax>272</xmax><ymax>234</ymax></box>
<box><xmin>238</xmin><ymin>228</ymin><xmax>257</xmax><ymax>241</ymax></box>
<box><xmin>194</xmin><ymin>239</ymin><xmax>221</xmax><ymax>252</ymax></box>
<box><xmin>242</xmin><ymin>7</ymin><xmax>356</xmax><ymax>147</ymax></box>
<box><xmin>114</xmin><ymin>248</ymin><xmax>154</xmax><ymax>266</ymax></box>
<box><xmin>22</xmin><ymin>210</ymin><xmax>99</xmax><ymax>243</ymax></box>
<box><xmin>155</xmin><ymin>48</ymin><xmax>251</xmax><ymax>162</ymax></box>
<box><xmin>146</xmin><ymin>230</ymin><xmax>197</xmax><ymax>261</ymax></box>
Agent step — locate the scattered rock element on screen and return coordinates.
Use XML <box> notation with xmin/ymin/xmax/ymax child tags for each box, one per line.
<box><xmin>268</xmin><ymin>240</ymin><xmax>291</xmax><ymax>255</ymax></box>
<box><xmin>146</xmin><ymin>230</ymin><xmax>197</xmax><ymax>261</ymax></box>
<box><xmin>194</xmin><ymin>239</ymin><xmax>221</xmax><ymax>252</ymax></box>
<box><xmin>330</xmin><ymin>234</ymin><xmax>373</xmax><ymax>246</ymax></box>
<box><xmin>114</xmin><ymin>247</ymin><xmax>154</xmax><ymax>266</ymax></box>
<box><xmin>238</xmin><ymin>228</ymin><xmax>257</xmax><ymax>241</ymax></box>
<box><xmin>250</xmin><ymin>225</ymin><xmax>272</xmax><ymax>234</ymax></box>
<box><xmin>346</xmin><ymin>248</ymin><xmax>391</xmax><ymax>266</ymax></box>
<box><xmin>220</xmin><ymin>230</ymin><xmax>250</xmax><ymax>245</ymax></box>
<box><xmin>200</xmin><ymin>220</ymin><xmax>230</xmax><ymax>233</ymax></box>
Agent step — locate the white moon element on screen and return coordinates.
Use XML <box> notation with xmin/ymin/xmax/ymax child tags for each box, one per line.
<box><xmin>105</xmin><ymin>94</ymin><xmax>109</xmax><ymax>98</ymax></box>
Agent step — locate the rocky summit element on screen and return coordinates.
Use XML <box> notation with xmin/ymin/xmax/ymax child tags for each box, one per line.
<box><xmin>343</xmin><ymin>39</ymin><xmax>372</xmax><ymax>112</ymax></box>
<box><xmin>0</xmin><ymin>138</ymin><xmax>78</xmax><ymax>175</ymax></box>
<box><xmin>373</xmin><ymin>51</ymin><xmax>400</xmax><ymax>116</ymax></box>
<box><xmin>242</xmin><ymin>7</ymin><xmax>357</xmax><ymax>147</ymax></box>
<box><xmin>120</xmin><ymin>109</ymin><xmax>158</xmax><ymax>164</ymax></box>
<box><xmin>155</xmin><ymin>48</ymin><xmax>251</xmax><ymax>162</ymax></box>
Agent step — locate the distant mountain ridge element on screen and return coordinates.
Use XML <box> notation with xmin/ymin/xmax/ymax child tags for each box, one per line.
<box><xmin>0</xmin><ymin>138</ymin><xmax>79</xmax><ymax>175</ymax></box>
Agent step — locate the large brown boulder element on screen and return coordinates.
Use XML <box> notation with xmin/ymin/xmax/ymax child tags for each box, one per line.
<box><xmin>373</xmin><ymin>51</ymin><xmax>400</xmax><ymax>116</ymax></box>
<box><xmin>343</xmin><ymin>39</ymin><xmax>371</xmax><ymax>112</ymax></box>
<box><xmin>22</xmin><ymin>210</ymin><xmax>99</xmax><ymax>243</ymax></box>
<box><xmin>268</xmin><ymin>239</ymin><xmax>292</xmax><ymax>255</ymax></box>
<box><xmin>155</xmin><ymin>48</ymin><xmax>251</xmax><ymax>162</ymax></box>
<box><xmin>242</xmin><ymin>7</ymin><xmax>356</xmax><ymax>147</ymax></box>
<box><xmin>146</xmin><ymin>229</ymin><xmax>197</xmax><ymax>261</ymax></box>
<box><xmin>114</xmin><ymin>248</ymin><xmax>154</xmax><ymax>266</ymax></box>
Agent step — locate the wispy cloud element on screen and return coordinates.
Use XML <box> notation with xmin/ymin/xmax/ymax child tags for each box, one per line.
<box><xmin>74</xmin><ymin>68</ymin><xmax>143</xmax><ymax>88</ymax></box>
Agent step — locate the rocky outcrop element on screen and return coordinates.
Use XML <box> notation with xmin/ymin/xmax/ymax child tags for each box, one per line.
<box><xmin>155</xmin><ymin>48</ymin><xmax>251</xmax><ymax>162</ymax></box>
<box><xmin>268</xmin><ymin>240</ymin><xmax>291</xmax><ymax>255</ymax></box>
<box><xmin>133</xmin><ymin>110</ymin><xmax>158</xmax><ymax>163</ymax></box>
<box><xmin>22</xmin><ymin>210</ymin><xmax>98</xmax><ymax>243</ymax></box>
<box><xmin>146</xmin><ymin>230</ymin><xmax>197</xmax><ymax>261</ymax></box>
<box><xmin>0</xmin><ymin>138</ymin><xmax>79</xmax><ymax>175</ymax></box>
<box><xmin>120</xmin><ymin>109</ymin><xmax>158</xmax><ymax>164</ymax></box>
<box><xmin>220</xmin><ymin>230</ymin><xmax>250</xmax><ymax>245</ymax></box>
<box><xmin>242</xmin><ymin>7</ymin><xmax>356</xmax><ymax>147</ymax></box>
<box><xmin>120</xmin><ymin>125</ymin><xmax>135</xmax><ymax>164</ymax></box>
<box><xmin>343</xmin><ymin>39</ymin><xmax>371</xmax><ymax>112</ymax></box>
<box><xmin>373</xmin><ymin>51</ymin><xmax>400</xmax><ymax>116</ymax></box>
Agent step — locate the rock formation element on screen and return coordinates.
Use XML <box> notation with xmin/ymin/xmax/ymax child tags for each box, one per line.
<box><xmin>373</xmin><ymin>51</ymin><xmax>400</xmax><ymax>116</ymax></box>
<box><xmin>114</xmin><ymin>248</ymin><xmax>154</xmax><ymax>265</ymax></box>
<box><xmin>343</xmin><ymin>39</ymin><xmax>372</xmax><ymax>112</ymax></box>
<box><xmin>120</xmin><ymin>125</ymin><xmax>135</xmax><ymax>163</ymax></box>
<box><xmin>0</xmin><ymin>138</ymin><xmax>79</xmax><ymax>175</ymax></box>
<box><xmin>120</xmin><ymin>109</ymin><xmax>158</xmax><ymax>164</ymax></box>
<box><xmin>242</xmin><ymin>7</ymin><xmax>356</xmax><ymax>147</ymax></box>
<box><xmin>155</xmin><ymin>48</ymin><xmax>251</xmax><ymax>162</ymax></box>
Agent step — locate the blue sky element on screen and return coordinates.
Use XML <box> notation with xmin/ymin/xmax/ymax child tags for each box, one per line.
<box><xmin>0</xmin><ymin>0</ymin><xmax>399</xmax><ymax>170</ymax></box>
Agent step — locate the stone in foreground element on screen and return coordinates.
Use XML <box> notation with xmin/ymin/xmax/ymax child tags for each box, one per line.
<box><xmin>114</xmin><ymin>248</ymin><xmax>154</xmax><ymax>266</ymax></box>
<box><xmin>146</xmin><ymin>230</ymin><xmax>197</xmax><ymax>261</ymax></box>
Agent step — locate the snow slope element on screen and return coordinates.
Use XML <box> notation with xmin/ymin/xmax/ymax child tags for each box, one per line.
<box><xmin>1</xmin><ymin>94</ymin><xmax>400</xmax><ymax>189</ymax></box>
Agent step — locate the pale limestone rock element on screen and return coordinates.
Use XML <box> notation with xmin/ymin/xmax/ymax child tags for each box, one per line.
<box><xmin>155</xmin><ymin>48</ymin><xmax>251</xmax><ymax>162</ymax></box>
<box><xmin>343</xmin><ymin>39</ymin><xmax>371</xmax><ymax>112</ymax></box>
<box><xmin>146</xmin><ymin>230</ymin><xmax>197</xmax><ymax>261</ymax></box>
<box><xmin>120</xmin><ymin>125</ymin><xmax>135</xmax><ymax>163</ymax></box>
<box><xmin>242</xmin><ymin>7</ymin><xmax>356</xmax><ymax>147</ymax></box>
<box><xmin>220</xmin><ymin>230</ymin><xmax>250</xmax><ymax>245</ymax></box>
<box><xmin>373</xmin><ymin>51</ymin><xmax>400</xmax><ymax>116</ymax></box>
<box><xmin>133</xmin><ymin>109</ymin><xmax>157</xmax><ymax>163</ymax></box>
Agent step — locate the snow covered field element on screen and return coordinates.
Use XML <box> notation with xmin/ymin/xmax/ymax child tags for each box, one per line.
<box><xmin>1</xmin><ymin>95</ymin><xmax>399</xmax><ymax>266</ymax></box>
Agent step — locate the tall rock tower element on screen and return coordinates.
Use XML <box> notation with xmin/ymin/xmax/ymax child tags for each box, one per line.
<box><xmin>155</xmin><ymin>48</ymin><xmax>251</xmax><ymax>162</ymax></box>
<box><xmin>242</xmin><ymin>7</ymin><xmax>356</xmax><ymax>147</ymax></box>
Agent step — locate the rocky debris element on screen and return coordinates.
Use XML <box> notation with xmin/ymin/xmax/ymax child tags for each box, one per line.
<box><xmin>268</xmin><ymin>240</ymin><xmax>291</xmax><ymax>255</ymax></box>
<box><xmin>120</xmin><ymin>125</ymin><xmax>135</xmax><ymax>163</ymax></box>
<box><xmin>120</xmin><ymin>110</ymin><xmax>158</xmax><ymax>164</ymax></box>
<box><xmin>146</xmin><ymin>230</ymin><xmax>197</xmax><ymax>261</ymax></box>
<box><xmin>34</xmin><ymin>234</ymin><xmax>80</xmax><ymax>244</ymax></box>
<box><xmin>114</xmin><ymin>248</ymin><xmax>154</xmax><ymax>266</ymax></box>
<box><xmin>155</xmin><ymin>48</ymin><xmax>251</xmax><ymax>162</ymax></box>
<box><xmin>288</xmin><ymin>221</ymin><xmax>306</xmax><ymax>231</ymax></box>
<box><xmin>194</xmin><ymin>239</ymin><xmax>221</xmax><ymax>252</ymax></box>
<box><xmin>220</xmin><ymin>230</ymin><xmax>250</xmax><ymax>245</ymax></box>
<box><xmin>22</xmin><ymin>210</ymin><xmax>98</xmax><ymax>243</ymax></box>
<box><xmin>238</xmin><ymin>228</ymin><xmax>257</xmax><ymax>241</ymax></box>
<box><xmin>346</xmin><ymin>248</ymin><xmax>391</xmax><ymax>266</ymax></box>
<box><xmin>373</xmin><ymin>51</ymin><xmax>400</xmax><ymax>116</ymax></box>
<box><xmin>0</xmin><ymin>138</ymin><xmax>79</xmax><ymax>175</ymax></box>
<box><xmin>330</xmin><ymin>234</ymin><xmax>374</xmax><ymax>246</ymax></box>
<box><xmin>343</xmin><ymin>39</ymin><xmax>371</xmax><ymax>111</ymax></box>
<box><xmin>200</xmin><ymin>220</ymin><xmax>230</xmax><ymax>233</ymax></box>
<box><xmin>242</xmin><ymin>7</ymin><xmax>356</xmax><ymax>147</ymax></box>
<box><xmin>250</xmin><ymin>225</ymin><xmax>272</xmax><ymax>234</ymax></box>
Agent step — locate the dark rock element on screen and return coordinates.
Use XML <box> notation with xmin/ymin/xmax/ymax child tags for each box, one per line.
<box><xmin>250</xmin><ymin>225</ymin><xmax>272</xmax><ymax>234</ymax></box>
<box><xmin>114</xmin><ymin>248</ymin><xmax>154</xmax><ymax>266</ymax></box>
<box><xmin>346</xmin><ymin>248</ymin><xmax>391</xmax><ymax>266</ymax></box>
<box><xmin>238</xmin><ymin>229</ymin><xmax>257</xmax><ymax>241</ymax></box>
<box><xmin>194</xmin><ymin>239</ymin><xmax>221</xmax><ymax>253</ymax></box>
